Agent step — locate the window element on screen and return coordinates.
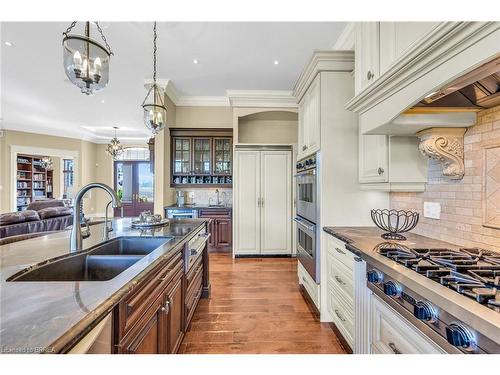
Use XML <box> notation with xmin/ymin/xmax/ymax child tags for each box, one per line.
<box><xmin>63</xmin><ymin>159</ymin><xmax>74</xmax><ymax>197</ymax></box>
<box><xmin>115</xmin><ymin>147</ymin><xmax>150</xmax><ymax>161</ymax></box>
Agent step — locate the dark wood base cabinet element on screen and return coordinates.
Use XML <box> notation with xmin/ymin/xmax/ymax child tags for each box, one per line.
<box><xmin>113</xmin><ymin>225</ymin><xmax>209</xmax><ymax>354</ymax></box>
<box><xmin>198</xmin><ymin>208</ymin><xmax>232</xmax><ymax>252</ymax></box>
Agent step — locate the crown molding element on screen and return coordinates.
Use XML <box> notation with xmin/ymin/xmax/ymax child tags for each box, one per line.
<box><xmin>293</xmin><ymin>50</ymin><xmax>354</xmax><ymax>102</ymax></box>
<box><xmin>177</xmin><ymin>96</ymin><xmax>230</xmax><ymax>107</ymax></box>
<box><xmin>2</xmin><ymin>122</ymin><xmax>149</xmax><ymax>145</ymax></box>
<box><xmin>155</xmin><ymin>81</ymin><xmax>298</xmax><ymax>108</ymax></box>
<box><xmin>226</xmin><ymin>90</ymin><xmax>296</xmax><ymax>108</ymax></box>
<box><xmin>333</xmin><ymin>22</ymin><xmax>355</xmax><ymax>51</ymax></box>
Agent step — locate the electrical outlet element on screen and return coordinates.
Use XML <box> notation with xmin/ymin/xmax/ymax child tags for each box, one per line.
<box><xmin>423</xmin><ymin>201</ymin><xmax>441</xmax><ymax>219</ymax></box>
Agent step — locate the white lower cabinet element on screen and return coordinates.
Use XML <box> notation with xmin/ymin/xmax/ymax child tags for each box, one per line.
<box><xmin>370</xmin><ymin>294</ymin><xmax>445</xmax><ymax>354</ymax></box>
<box><xmin>234</xmin><ymin>149</ymin><xmax>292</xmax><ymax>256</ymax></box>
<box><xmin>326</xmin><ymin>235</ymin><xmax>357</xmax><ymax>349</ymax></box>
<box><xmin>298</xmin><ymin>262</ymin><xmax>320</xmax><ymax>309</ymax></box>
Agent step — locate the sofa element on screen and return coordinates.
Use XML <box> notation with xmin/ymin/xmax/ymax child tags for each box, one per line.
<box><xmin>0</xmin><ymin>200</ymin><xmax>73</xmax><ymax>239</ymax></box>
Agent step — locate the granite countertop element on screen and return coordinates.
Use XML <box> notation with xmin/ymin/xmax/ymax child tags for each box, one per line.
<box><xmin>323</xmin><ymin>226</ymin><xmax>500</xmax><ymax>344</ymax></box>
<box><xmin>0</xmin><ymin>218</ymin><xmax>207</xmax><ymax>354</ymax></box>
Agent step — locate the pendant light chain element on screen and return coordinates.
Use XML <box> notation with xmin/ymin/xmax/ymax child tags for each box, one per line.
<box><xmin>95</xmin><ymin>22</ymin><xmax>113</xmax><ymax>55</ymax></box>
<box><xmin>63</xmin><ymin>21</ymin><xmax>77</xmax><ymax>36</ymax></box>
<box><xmin>153</xmin><ymin>21</ymin><xmax>157</xmax><ymax>83</ymax></box>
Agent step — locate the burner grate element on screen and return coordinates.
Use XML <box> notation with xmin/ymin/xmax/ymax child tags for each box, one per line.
<box><xmin>376</xmin><ymin>244</ymin><xmax>500</xmax><ymax>311</ymax></box>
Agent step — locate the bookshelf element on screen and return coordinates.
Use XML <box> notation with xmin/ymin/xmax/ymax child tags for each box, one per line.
<box><xmin>16</xmin><ymin>154</ymin><xmax>54</xmax><ymax>211</ymax></box>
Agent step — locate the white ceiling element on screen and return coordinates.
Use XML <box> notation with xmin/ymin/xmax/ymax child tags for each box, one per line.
<box><xmin>1</xmin><ymin>22</ymin><xmax>346</xmax><ymax>142</ymax></box>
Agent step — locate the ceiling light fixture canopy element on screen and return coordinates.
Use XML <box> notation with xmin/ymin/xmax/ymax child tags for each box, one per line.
<box><xmin>40</xmin><ymin>156</ymin><xmax>53</xmax><ymax>170</ymax></box>
<box><xmin>106</xmin><ymin>127</ymin><xmax>124</xmax><ymax>160</ymax></box>
<box><xmin>62</xmin><ymin>21</ymin><xmax>113</xmax><ymax>95</ymax></box>
<box><xmin>142</xmin><ymin>22</ymin><xmax>167</xmax><ymax>136</ymax></box>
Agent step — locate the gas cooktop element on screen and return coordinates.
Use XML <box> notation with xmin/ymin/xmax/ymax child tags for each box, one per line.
<box><xmin>376</xmin><ymin>243</ymin><xmax>500</xmax><ymax>311</ymax></box>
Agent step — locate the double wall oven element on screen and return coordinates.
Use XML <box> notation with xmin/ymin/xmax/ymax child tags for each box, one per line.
<box><xmin>295</xmin><ymin>153</ymin><xmax>319</xmax><ymax>283</ymax></box>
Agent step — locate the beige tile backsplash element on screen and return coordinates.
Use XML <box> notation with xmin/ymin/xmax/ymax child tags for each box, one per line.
<box><xmin>175</xmin><ymin>188</ymin><xmax>232</xmax><ymax>206</ymax></box>
<box><xmin>390</xmin><ymin>105</ymin><xmax>500</xmax><ymax>252</ymax></box>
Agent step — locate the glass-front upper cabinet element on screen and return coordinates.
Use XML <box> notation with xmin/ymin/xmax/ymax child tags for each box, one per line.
<box><xmin>213</xmin><ymin>138</ymin><xmax>232</xmax><ymax>175</ymax></box>
<box><xmin>173</xmin><ymin>137</ymin><xmax>191</xmax><ymax>174</ymax></box>
<box><xmin>193</xmin><ymin>138</ymin><xmax>212</xmax><ymax>174</ymax></box>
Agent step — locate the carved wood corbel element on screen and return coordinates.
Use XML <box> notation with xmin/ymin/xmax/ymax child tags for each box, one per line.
<box><xmin>416</xmin><ymin>127</ymin><xmax>467</xmax><ymax>180</ymax></box>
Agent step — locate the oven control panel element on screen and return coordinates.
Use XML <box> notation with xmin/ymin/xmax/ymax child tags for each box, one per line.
<box><xmin>296</xmin><ymin>154</ymin><xmax>317</xmax><ymax>172</ymax></box>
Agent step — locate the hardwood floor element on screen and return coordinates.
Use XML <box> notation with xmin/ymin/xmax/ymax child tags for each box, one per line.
<box><xmin>179</xmin><ymin>253</ymin><xmax>347</xmax><ymax>354</ymax></box>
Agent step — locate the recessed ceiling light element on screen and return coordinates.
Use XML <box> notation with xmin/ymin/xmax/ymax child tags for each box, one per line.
<box><xmin>4</xmin><ymin>41</ymin><xmax>13</xmax><ymax>47</ymax></box>
<box><xmin>273</xmin><ymin>60</ymin><xmax>279</xmax><ymax>65</ymax></box>
<box><xmin>101</xmin><ymin>99</ymin><xmax>105</xmax><ymax>104</ymax></box>
<box><xmin>193</xmin><ymin>59</ymin><xmax>199</xmax><ymax>64</ymax></box>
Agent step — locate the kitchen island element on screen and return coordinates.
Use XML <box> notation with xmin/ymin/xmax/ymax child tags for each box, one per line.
<box><xmin>0</xmin><ymin>218</ymin><xmax>210</xmax><ymax>354</ymax></box>
<box><xmin>165</xmin><ymin>205</ymin><xmax>232</xmax><ymax>252</ymax></box>
<box><xmin>323</xmin><ymin>226</ymin><xmax>500</xmax><ymax>353</ymax></box>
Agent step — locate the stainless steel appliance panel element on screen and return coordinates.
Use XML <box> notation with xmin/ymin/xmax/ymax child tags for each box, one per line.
<box><xmin>166</xmin><ymin>208</ymin><xmax>198</xmax><ymax>219</ymax></box>
<box><xmin>294</xmin><ymin>216</ymin><xmax>318</xmax><ymax>283</ymax></box>
<box><xmin>296</xmin><ymin>169</ymin><xmax>317</xmax><ymax>224</ymax></box>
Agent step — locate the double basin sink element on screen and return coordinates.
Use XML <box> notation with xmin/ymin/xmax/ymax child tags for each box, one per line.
<box><xmin>8</xmin><ymin>237</ymin><xmax>172</xmax><ymax>282</ymax></box>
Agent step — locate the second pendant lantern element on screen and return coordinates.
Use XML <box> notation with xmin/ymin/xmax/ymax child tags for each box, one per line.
<box><xmin>141</xmin><ymin>22</ymin><xmax>167</xmax><ymax>135</ymax></box>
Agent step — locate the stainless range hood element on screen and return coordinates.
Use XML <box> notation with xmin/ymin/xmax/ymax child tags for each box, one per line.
<box><xmin>416</xmin><ymin>57</ymin><xmax>500</xmax><ymax>109</ymax></box>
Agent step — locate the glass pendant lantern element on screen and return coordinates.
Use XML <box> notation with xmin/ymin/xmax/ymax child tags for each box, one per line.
<box><xmin>62</xmin><ymin>21</ymin><xmax>113</xmax><ymax>95</ymax></box>
<box><xmin>106</xmin><ymin>127</ymin><xmax>124</xmax><ymax>160</ymax></box>
<box><xmin>141</xmin><ymin>22</ymin><xmax>167</xmax><ymax>135</ymax></box>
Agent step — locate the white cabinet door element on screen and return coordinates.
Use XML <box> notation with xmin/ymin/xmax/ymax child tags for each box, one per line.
<box><xmin>379</xmin><ymin>22</ymin><xmax>438</xmax><ymax>75</ymax></box>
<box><xmin>234</xmin><ymin>151</ymin><xmax>261</xmax><ymax>255</ymax></box>
<box><xmin>355</xmin><ymin>22</ymin><xmax>380</xmax><ymax>95</ymax></box>
<box><xmin>298</xmin><ymin>74</ymin><xmax>321</xmax><ymax>159</ymax></box>
<box><xmin>359</xmin><ymin>134</ymin><xmax>389</xmax><ymax>183</ymax></box>
<box><xmin>370</xmin><ymin>294</ymin><xmax>445</xmax><ymax>354</ymax></box>
<box><xmin>297</xmin><ymin>99</ymin><xmax>306</xmax><ymax>160</ymax></box>
<box><xmin>260</xmin><ymin>151</ymin><xmax>292</xmax><ymax>255</ymax></box>
<box><xmin>305</xmin><ymin>75</ymin><xmax>321</xmax><ymax>156</ymax></box>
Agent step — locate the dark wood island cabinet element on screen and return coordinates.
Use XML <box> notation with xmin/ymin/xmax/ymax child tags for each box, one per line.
<box><xmin>198</xmin><ymin>208</ymin><xmax>232</xmax><ymax>252</ymax></box>
<box><xmin>113</xmin><ymin>224</ymin><xmax>210</xmax><ymax>354</ymax></box>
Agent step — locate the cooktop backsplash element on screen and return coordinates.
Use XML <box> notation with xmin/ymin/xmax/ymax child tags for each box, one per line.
<box><xmin>391</xmin><ymin>105</ymin><xmax>500</xmax><ymax>253</ymax></box>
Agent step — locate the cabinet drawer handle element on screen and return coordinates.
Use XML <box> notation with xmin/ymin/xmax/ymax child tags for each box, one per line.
<box><xmin>334</xmin><ymin>275</ymin><xmax>346</xmax><ymax>285</ymax></box>
<box><xmin>161</xmin><ymin>299</ymin><xmax>170</xmax><ymax>314</ymax></box>
<box><xmin>377</xmin><ymin>167</ymin><xmax>385</xmax><ymax>175</ymax></box>
<box><xmin>367</xmin><ymin>70</ymin><xmax>374</xmax><ymax>80</ymax></box>
<box><xmin>388</xmin><ymin>342</ymin><xmax>401</xmax><ymax>354</ymax></box>
<box><xmin>335</xmin><ymin>247</ymin><xmax>346</xmax><ymax>255</ymax></box>
<box><xmin>334</xmin><ymin>309</ymin><xmax>346</xmax><ymax>322</ymax></box>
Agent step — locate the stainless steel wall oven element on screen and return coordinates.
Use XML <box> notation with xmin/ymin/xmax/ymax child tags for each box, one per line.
<box><xmin>295</xmin><ymin>153</ymin><xmax>319</xmax><ymax>283</ymax></box>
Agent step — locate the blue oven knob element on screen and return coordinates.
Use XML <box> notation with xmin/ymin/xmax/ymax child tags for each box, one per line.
<box><xmin>383</xmin><ymin>280</ymin><xmax>402</xmax><ymax>298</ymax></box>
<box><xmin>367</xmin><ymin>270</ymin><xmax>383</xmax><ymax>284</ymax></box>
<box><xmin>413</xmin><ymin>301</ymin><xmax>438</xmax><ymax>323</ymax></box>
<box><xmin>445</xmin><ymin>323</ymin><xmax>476</xmax><ymax>351</ymax></box>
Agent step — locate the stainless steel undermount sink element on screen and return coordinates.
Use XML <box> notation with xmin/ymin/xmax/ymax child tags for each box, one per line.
<box><xmin>90</xmin><ymin>237</ymin><xmax>172</xmax><ymax>256</ymax></box>
<box><xmin>8</xmin><ymin>237</ymin><xmax>172</xmax><ymax>282</ymax></box>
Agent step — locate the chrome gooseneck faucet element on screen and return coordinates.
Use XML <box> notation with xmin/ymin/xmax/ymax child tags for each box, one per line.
<box><xmin>70</xmin><ymin>183</ymin><xmax>121</xmax><ymax>252</ymax></box>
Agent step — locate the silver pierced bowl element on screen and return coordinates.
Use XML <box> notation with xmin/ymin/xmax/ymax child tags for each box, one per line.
<box><xmin>370</xmin><ymin>209</ymin><xmax>419</xmax><ymax>241</ymax></box>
